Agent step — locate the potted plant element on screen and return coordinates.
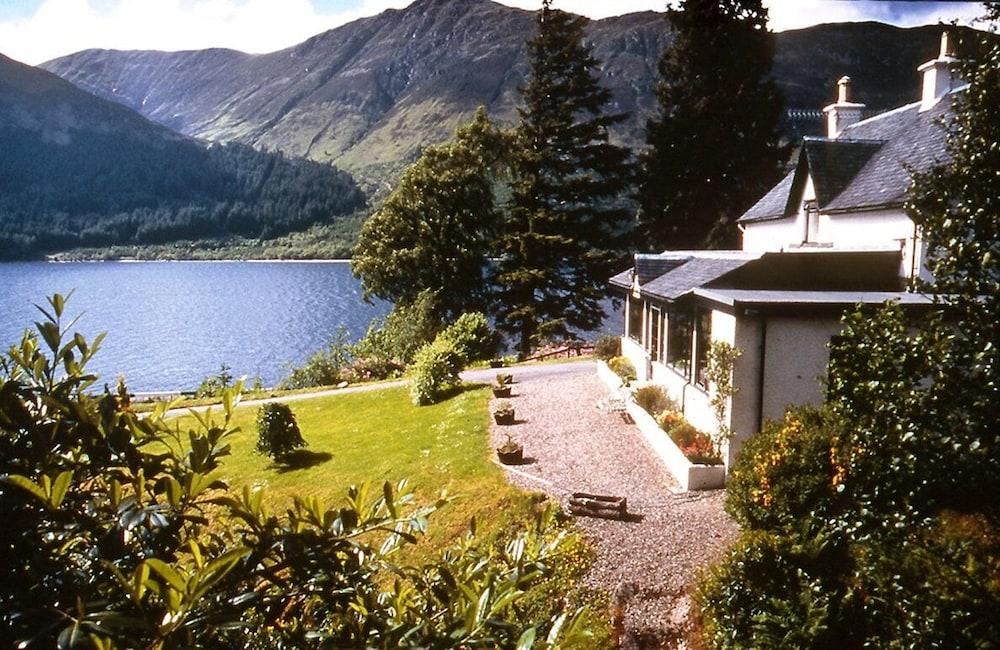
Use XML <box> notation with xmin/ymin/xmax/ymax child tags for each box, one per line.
<box><xmin>493</xmin><ymin>399</ymin><xmax>515</xmax><ymax>425</ymax></box>
<box><xmin>490</xmin><ymin>358</ymin><xmax>506</xmax><ymax>368</ymax></box>
<box><xmin>492</xmin><ymin>381</ymin><xmax>511</xmax><ymax>398</ymax></box>
<box><xmin>496</xmin><ymin>372</ymin><xmax>513</xmax><ymax>386</ymax></box>
<box><xmin>496</xmin><ymin>433</ymin><xmax>523</xmax><ymax>464</ymax></box>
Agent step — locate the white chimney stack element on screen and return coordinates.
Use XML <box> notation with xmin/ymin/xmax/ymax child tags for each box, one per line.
<box><xmin>823</xmin><ymin>76</ymin><xmax>866</xmax><ymax>139</ymax></box>
<box><xmin>918</xmin><ymin>31</ymin><xmax>958</xmax><ymax>111</ymax></box>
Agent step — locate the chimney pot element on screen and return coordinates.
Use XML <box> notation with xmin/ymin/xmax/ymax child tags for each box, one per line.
<box><xmin>837</xmin><ymin>76</ymin><xmax>851</xmax><ymax>103</ymax></box>
<box><xmin>823</xmin><ymin>76</ymin><xmax>865</xmax><ymax>138</ymax></box>
<box><xmin>919</xmin><ymin>30</ymin><xmax>959</xmax><ymax>111</ymax></box>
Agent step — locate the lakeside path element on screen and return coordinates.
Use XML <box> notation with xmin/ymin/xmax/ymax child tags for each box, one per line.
<box><xmin>162</xmin><ymin>360</ymin><xmax>592</xmax><ymax>417</ymax></box>
<box><xmin>488</xmin><ymin>361</ymin><xmax>738</xmax><ymax>648</ymax></box>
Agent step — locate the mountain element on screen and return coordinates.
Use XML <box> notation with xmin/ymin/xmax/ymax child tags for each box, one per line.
<box><xmin>0</xmin><ymin>53</ymin><xmax>364</xmax><ymax>259</ymax></box>
<box><xmin>40</xmin><ymin>0</ymin><xmax>981</xmax><ymax>191</ymax></box>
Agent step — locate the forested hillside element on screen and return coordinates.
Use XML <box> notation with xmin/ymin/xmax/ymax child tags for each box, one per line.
<box><xmin>0</xmin><ymin>53</ymin><xmax>364</xmax><ymax>260</ymax></box>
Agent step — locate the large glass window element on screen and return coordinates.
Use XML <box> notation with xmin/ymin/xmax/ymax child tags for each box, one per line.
<box><xmin>627</xmin><ymin>297</ymin><xmax>643</xmax><ymax>342</ymax></box>
<box><xmin>694</xmin><ymin>309</ymin><xmax>712</xmax><ymax>388</ymax></box>
<box><xmin>666</xmin><ymin>309</ymin><xmax>692</xmax><ymax>378</ymax></box>
<box><xmin>649</xmin><ymin>306</ymin><xmax>662</xmax><ymax>362</ymax></box>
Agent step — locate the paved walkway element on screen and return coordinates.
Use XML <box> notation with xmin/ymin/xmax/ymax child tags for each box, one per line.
<box><xmin>488</xmin><ymin>362</ymin><xmax>738</xmax><ymax>648</ymax></box>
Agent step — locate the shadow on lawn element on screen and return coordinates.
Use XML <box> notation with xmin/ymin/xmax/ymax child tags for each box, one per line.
<box><xmin>438</xmin><ymin>383</ymin><xmax>490</xmax><ymax>401</ymax></box>
<box><xmin>272</xmin><ymin>449</ymin><xmax>333</xmax><ymax>473</ymax></box>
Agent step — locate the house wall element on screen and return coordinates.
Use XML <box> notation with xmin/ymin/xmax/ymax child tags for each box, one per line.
<box><xmin>760</xmin><ymin>315</ymin><xmax>843</xmax><ymax>423</ymax></box>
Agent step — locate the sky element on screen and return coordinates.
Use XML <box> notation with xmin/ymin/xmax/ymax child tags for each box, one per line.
<box><xmin>0</xmin><ymin>0</ymin><xmax>989</xmax><ymax>66</ymax></box>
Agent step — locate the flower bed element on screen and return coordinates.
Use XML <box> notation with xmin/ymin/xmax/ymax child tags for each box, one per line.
<box><xmin>596</xmin><ymin>360</ymin><xmax>726</xmax><ymax>491</ymax></box>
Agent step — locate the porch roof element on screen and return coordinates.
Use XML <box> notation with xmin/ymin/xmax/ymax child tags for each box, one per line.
<box><xmin>691</xmin><ymin>288</ymin><xmax>937</xmax><ymax>309</ymax></box>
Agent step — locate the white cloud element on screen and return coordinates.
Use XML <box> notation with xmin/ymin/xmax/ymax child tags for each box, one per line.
<box><xmin>0</xmin><ymin>0</ymin><xmax>414</xmax><ymax>65</ymax></box>
<box><xmin>0</xmin><ymin>0</ymin><xmax>988</xmax><ymax>66</ymax></box>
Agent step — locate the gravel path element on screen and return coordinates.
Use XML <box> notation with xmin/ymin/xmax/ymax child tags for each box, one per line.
<box><xmin>489</xmin><ymin>362</ymin><xmax>739</xmax><ymax>648</ymax></box>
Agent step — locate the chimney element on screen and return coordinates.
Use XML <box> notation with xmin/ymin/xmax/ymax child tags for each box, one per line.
<box><xmin>822</xmin><ymin>76</ymin><xmax>866</xmax><ymax>139</ymax></box>
<box><xmin>918</xmin><ymin>31</ymin><xmax>958</xmax><ymax>111</ymax></box>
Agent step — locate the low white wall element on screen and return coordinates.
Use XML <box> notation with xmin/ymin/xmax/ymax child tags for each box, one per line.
<box><xmin>596</xmin><ymin>360</ymin><xmax>726</xmax><ymax>491</ymax></box>
<box><xmin>621</xmin><ymin>336</ymin><xmax>650</xmax><ymax>382</ymax></box>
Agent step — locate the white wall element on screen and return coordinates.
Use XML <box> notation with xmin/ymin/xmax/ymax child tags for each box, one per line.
<box><xmin>759</xmin><ymin>316</ymin><xmax>844</xmax><ymax>423</ymax></box>
<box><xmin>742</xmin><ymin>217</ymin><xmax>802</xmax><ymax>251</ymax></box>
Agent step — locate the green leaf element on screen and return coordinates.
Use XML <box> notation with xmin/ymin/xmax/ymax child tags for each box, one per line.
<box><xmin>145</xmin><ymin>559</ymin><xmax>187</xmax><ymax>593</ymax></box>
<box><xmin>50</xmin><ymin>470</ymin><xmax>73</xmax><ymax>508</ymax></box>
<box><xmin>516</xmin><ymin>627</ymin><xmax>537</xmax><ymax>650</ymax></box>
<box><xmin>3</xmin><ymin>474</ymin><xmax>49</xmax><ymax>504</ymax></box>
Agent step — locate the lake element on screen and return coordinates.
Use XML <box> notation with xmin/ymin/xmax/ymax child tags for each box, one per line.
<box><xmin>0</xmin><ymin>261</ymin><xmax>390</xmax><ymax>393</ymax></box>
<box><xmin>0</xmin><ymin>261</ymin><xmax>622</xmax><ymax>392</ymax></box>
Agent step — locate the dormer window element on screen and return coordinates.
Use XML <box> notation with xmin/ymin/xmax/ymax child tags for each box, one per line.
<box><xmin>803</xmin><ymin>200</ymin><xmax>819</xmax><ymax>244</ymax></box>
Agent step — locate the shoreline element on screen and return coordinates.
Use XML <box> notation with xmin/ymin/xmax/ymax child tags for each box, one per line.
<box><xmin>32</xmin><ymin>258</ymin><xmax>353</xmax><ymax>264</ymax></box>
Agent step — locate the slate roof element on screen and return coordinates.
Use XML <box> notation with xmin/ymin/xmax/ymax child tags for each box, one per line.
<box><xmin>608</xmin><ymin>252</ymin><xmax>762</xmax><ymax>301</ymax></box>
<box><xmin>738</xmin><ymin>91</ymin><xmax>956</xmax><ymax>223</ymax></box>
<box><xmin>692</xmin><ymin>288</ymin><xmax>936</xmax><ymax>309</ymax></box>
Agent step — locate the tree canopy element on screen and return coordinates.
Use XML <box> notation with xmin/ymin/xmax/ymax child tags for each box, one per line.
<box><xmin>636</xmin><ymin>0</ymin><xmax>787</xmax><ymax>250</ymax></box>
<box><xmin>352</xmin><ymin>108</ymin><xmax>510</xmax><ymax>320</ymax></box>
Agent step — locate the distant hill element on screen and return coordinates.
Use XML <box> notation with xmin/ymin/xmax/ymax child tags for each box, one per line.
<box><xmin>0</xmin><ymin>53</ymin><xmax>364</xmax><ymax>259</ymax></box>
<box><xmin>40</xmin><ymin>0</ymin><xmax>983</xmax><ymax>191</ymax></box>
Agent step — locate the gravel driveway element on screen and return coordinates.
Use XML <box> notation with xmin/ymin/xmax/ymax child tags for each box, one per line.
<box><xmin>488</xmin><ymin>361</ymin><xmax>738</xmax><ymax>648</ymax></box>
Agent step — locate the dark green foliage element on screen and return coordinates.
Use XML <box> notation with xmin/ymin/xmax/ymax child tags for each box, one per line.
<box><xmin>593</xmin><ymin>334</ymin><xmax>620</xmax><ymax>361</ymax></box>
<box><xmin>0</xmin><ymin>137</ymin><xmax>364</xmax><ymax>259</ymax></box>
<box><xmin>495</xmin><ymin>0</ymin><xmax>633</xmax><ymax>355</ymax></box>
<box><xmin>699</xmin><ymin>20</ymin><xmax>1000</xmax><ymax>646</ymax></box>
<box><xmin>697</xmin><ymin>527</ymin><xmax>856</xmax><ymax>649</ymax></box>
<box><xmin>637</xmin><ymin>0</ymin><xmax>787</xmax><ymax>249</ymax></box>
<box><xmin>0</xmin><ymin>294</ymin><xmax>589</xmax><ymax>647</ymax></box>
<box><xmin>726</xmin><ymin>407</ymin><xmax>841</xmax><ymax>530</ymax></box>
<box><xmin>255</xmin><ymin>403</ymin><xmax>307</xmax><ymax>460</ymax></box>
<box><xmin>438</xmin><ymin>312</ymin><xmax>499</xmax><ymax>364</ymax></box>
<box><xmin>352</xmin><ymin>109</ymin><xmax>510</xmax><ymax>319</ymax></box>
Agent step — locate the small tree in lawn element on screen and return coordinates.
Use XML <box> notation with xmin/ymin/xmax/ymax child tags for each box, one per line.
<box><xmin>256</xmin><ymin>402</ymin><xmax>307</xmax><ymax>460</ymax></box>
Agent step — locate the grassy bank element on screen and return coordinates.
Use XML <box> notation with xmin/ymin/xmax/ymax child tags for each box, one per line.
<box><xmin>172</xmin><ymin>383</ymin><xmax>611</xmax><ymax>644</ymax></box>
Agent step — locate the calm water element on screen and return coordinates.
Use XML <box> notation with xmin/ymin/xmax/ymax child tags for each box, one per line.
<box><xmin>0</xmin><ymin>261</ymin><xmax>391</xmax><ymax>392</ymax></box>
<box><xmin>0</xmin><ymin>261</ymin><xmax>622</xmax><ymax>392</ymax></box>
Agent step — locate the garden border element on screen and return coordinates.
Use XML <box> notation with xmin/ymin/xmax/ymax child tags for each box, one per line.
<box><xmin>596</xmin><ymin>360</ymin><xmax>726</xmax><ymax>491</ymax></box>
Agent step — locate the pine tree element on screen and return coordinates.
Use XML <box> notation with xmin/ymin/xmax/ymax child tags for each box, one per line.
<box><xmin>637</xmin><ymin>0</ymin><xmax>787</xmax><ymax>250</ymax></box>
<box><xmin>496</xmin><ymin>0</ymin><xmax>632</xmax><ymax>356</ymax></box>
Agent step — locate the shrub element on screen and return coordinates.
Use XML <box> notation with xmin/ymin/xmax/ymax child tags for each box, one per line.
<box><xmin>606</xmin><ymin>356</ymin><xmax>636</xmax><ymax>385</ymax></box>
<box><xmin>342</xmin><ymin>356</ymin><xmax>405</xmax><ymax>383</ymax></box>
<box><xmin>410</xmin><ymin>337</ymin><xmax>464</xmax><ymax>406</ymax></box>
<box><xmin>438</xmin><ymin>312</ymin><xmax>498</xmax><ymax>363</ymax></box>
<box><xmin>696</xmin><ymin>527</ymin><xmax>855</xmax><ymax>649</ymax></box>
<box><xmin>726</xmin><ymin>407</ymin><xmax>841</xmax><ymax>531</ymax></box>
<box><xmin>632</xmin><ymin>384</ymin><xmax>676</xmax><ymax>416</ymax></box>
<box><xmin>281</xmin><ymin>326</ymin><xmax>353</xmax><ymax>389</ymax></box>
<box><xmin>195</xmin><ymin>363</ymin><xmax>235</xmax><ymax>397</ymax></box>
<box><xmin>0</xmin><ymin>294</ymin><xmax>592</xmax><ymax>648</ymax></box>
<box><xmin>256</xmin><ymin>402</ymin><xmax>307</xmax><ymax>460</ymax></box>
<box><xmin>655</xmin><ymin>409</ymin><xmax>685</xmax><ymax>431</ymax></box>
<box><xmin>594</xmin><ymin>334</ymin><xmax>620</xmax><ymax>360</ymax></box>
<box><xmin>354</xmin><ymin>289</ymin><xmax>443</xmax><ymax>367</ymax></box>
<box><xmin>668</xmin><ymin>421</ymin><xmax>721</xmax><ymax>465</ymax></box>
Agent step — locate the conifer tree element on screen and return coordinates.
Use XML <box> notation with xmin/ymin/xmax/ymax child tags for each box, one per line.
<box><xmin>637</xmin><ymin>0</ymin><xmax>787</xmax><ymax>250</ymax></box>
<box><xmin>496</xmin><ymin>0</ymin><xmax>632</xmax><ymax>355</ymax></box>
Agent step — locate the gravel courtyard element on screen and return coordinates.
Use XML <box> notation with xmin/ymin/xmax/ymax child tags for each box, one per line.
<box><xmin>485</xmin><ymin>361</ymin><xmax>739</xmax><ymax>648</ymax></box>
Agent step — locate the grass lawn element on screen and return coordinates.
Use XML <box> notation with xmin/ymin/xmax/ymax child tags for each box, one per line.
<box><xmin>173</xmin><ymin>381</ymin><xmax>611</xmax><ymax>644</ymax></box>
<box><xmin>175</xmin><ymin>383</ymin><xmax>539</xmax><ymax>557</ymax></box>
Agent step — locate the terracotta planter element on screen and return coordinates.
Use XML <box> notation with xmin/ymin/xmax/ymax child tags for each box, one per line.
<box><xmin>494</xmin><ymin>412</ymin><xmax>515</xmax><ymax>425</ymax></box>
<box><xmin>492</xmin><ymin>386</ymin><xmax>511</xmax><ymax>398</ymax></box>
<box><xmin>497</xmin><ymin>445</ymin><xmax>523</xmax><ymax>464</ymax></box>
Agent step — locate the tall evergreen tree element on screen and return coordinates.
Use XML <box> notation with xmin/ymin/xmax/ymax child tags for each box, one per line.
<box><xmin>496</xmin><ymin>0</ymin><xmax>632</xmax><ymax>355</ymax></box>
<box><xmin>637</xmin><ymin>0</ymin><xmax>787</xmax><ymax>250</ymax></box>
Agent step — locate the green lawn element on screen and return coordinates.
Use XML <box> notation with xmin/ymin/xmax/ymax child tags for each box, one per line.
<box><xmin>173</xmin><ymin>381</ymin><xmax>611</xmax><ymax>645</ymax></box>
<box><xmin>177</xmin><ymin>383</ymin><xmax>537</xmax><ymax>553</ymax></box>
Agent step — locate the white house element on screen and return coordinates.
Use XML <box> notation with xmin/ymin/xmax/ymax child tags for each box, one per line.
<box><xmin>610</xmin><ymin>33</ymin><xmax>960</xmax><ymax>470</ymax></box>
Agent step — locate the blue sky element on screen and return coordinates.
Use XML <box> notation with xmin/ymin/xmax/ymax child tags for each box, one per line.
<box><xmin>0</xmin><ymin>1</ymin><xmax>988</xmax><ymax>65</ymax></box>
